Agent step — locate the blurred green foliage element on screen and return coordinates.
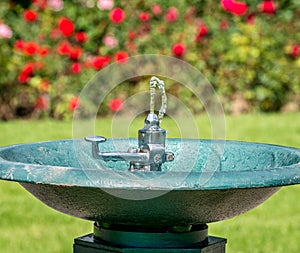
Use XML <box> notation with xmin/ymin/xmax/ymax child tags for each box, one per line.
<box><xmin>0</xmin><ymin>0</ymin><xmax>299</xmax><ymax>119</ymax></box>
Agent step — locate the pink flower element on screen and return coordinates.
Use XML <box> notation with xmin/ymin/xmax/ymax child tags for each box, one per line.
<box><xmin>109</xmin><ymin>8</ymin><xmax>125</xmax><ymax>23</ymax></box>
<box><xmin>97</xmin><ymin>0</ymin><xmax>114</xmax><ymax>10</ymax></box>
<box><xmin>50</xmin><ymin>28</ymin><xmax>61</xmax><ymax>40</ymax></box>
<box><xmin>0</xmin><ymin>24</ymin><xmax>13</xmax><ymax>39</ymax></box>
<box><xmin>69</xmin><ymin>97</ymin><xmax>80</xmax><ymax>111</ymax></box>
<box><xmin>23</xmin><ymin>9</ymin><xmax>38</xmax><ymax>22</ymax></box>
<box><xmin>103</xmin><ymin>35</ymin><xmax>118</xmax><ymax>48</ymax></box>
<box><xmin>139</xmin><ymin>12</ymin><xmax>150</xmax><ymax>22</ymax></box>
<box><xmin>172</xmin><ymin>43</ymin><xmax>185</xmax><ymax>58</ymax></box>
<box><xmin>32</xmin><ymin>0</ymin><xmax>47</xmax><ymax>9</ymax></box>
<box><xmin>260</xmin><ymin>0</ymin><xmax>276</xmax><ymax>14</ymax></box>
<box><xmin>151</xmin><ymin>3</ymin><xmax>162</xmax><ymax>16</ymax></box>
<box><xmin>164</xmin><ymin>7</ymin><xmax>178</xmax><ymax>22</ymax></box>
<box><xmin>109</xmin><ymin>98</ymin><xmax>123</xmax><ymax>112</ymax></box>
<box><xmin>126</xmin><ymin>41</ymin><xmax>137</xmax><ymax>53</ymax></box>
<box><xmin>221</xmin><ymin>0</ymin><xmax>248</xmax><ymax>15</ymax></box>
<box><xmin>58</xmin><ymin>17</ymin><xmax>75</xmax><ymax>37</ymax></box>
<box><xmin>48</xmin><ymin>0</ymin><xmax>64</xmax><ymax>11</ymax></box>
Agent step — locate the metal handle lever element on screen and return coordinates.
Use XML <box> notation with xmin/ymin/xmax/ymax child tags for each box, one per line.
<box><xmin>84</xmin><ymin>136</ymin><xmax>149</xmax><ymax>162</ymax></box>
<box><xmin>84</xmin><ymin>136</ymin><xmax>106</xmax><ymax>158</ymax></box>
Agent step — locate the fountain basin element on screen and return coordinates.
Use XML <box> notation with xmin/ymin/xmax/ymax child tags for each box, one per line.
<box><xmin>0</xmin><ymin>139</ymin><xmax>299</xmax><ymax>228</ymax></box>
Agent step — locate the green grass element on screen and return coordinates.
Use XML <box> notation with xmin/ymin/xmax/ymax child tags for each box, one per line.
<box><xmin>0</xmin><ymin>113</ymin><xmax>299</xmax><ymax>253</ymax></box>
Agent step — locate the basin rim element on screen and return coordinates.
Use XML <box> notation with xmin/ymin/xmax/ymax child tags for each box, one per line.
<box><xmin>0</xmin><ymin>139</ymin><xmax>299</xmax><ymax>190</ymax></box>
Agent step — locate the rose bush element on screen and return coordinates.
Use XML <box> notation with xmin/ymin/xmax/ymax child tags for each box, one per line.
<box><xmin>0</xmin><ymin>0</ymin><xmax>299</xmax><ymax>119</ymax></box>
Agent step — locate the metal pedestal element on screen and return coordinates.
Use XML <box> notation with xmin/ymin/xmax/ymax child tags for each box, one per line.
<box><xmin>74</xmin><ymin>224</ymin><xmax>226</xmax><ymax>253</ymax></box>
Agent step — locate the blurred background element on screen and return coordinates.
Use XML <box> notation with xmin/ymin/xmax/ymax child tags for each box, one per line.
<box><xmin>0</xmin><ymin>1</ymin><xmax>300</xmax><ymax>253</ymax></box>
<box><xmin>0</xmin><ymin>0</ymin><xmax>299</xmax><ymax>119</ymax></box>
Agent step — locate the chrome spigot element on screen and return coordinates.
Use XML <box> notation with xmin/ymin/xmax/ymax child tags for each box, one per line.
<box><xmin>85</xmin><ymin>76</ymin><xmax>174</xmax><ymax>171</ymax></box>
<box><xmin>84</xmin><ymin>136</ymin><xmax>149</xmax><ymax>163</ymax></box>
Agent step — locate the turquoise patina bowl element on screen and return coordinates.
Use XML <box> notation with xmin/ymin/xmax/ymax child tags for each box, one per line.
<box><xmin>0</xmin><ymin>139</ymin><xmax>299</xmax><ymax>228</ymax></box>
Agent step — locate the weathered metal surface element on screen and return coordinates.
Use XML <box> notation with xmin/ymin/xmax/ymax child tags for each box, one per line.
<box><xmin>0</xmin><ymin>139</ymin><xmax>299</xmax><ymax>227</ymax></box>
<box><xmin>0</xmin><ymin>139</ymin><xmax>299</xmax><ymax>188</ymax></box>
<box><xmin>20</xmin><ymin>182</ymin><xmax>279</xmax><ymax>226</ymax></box>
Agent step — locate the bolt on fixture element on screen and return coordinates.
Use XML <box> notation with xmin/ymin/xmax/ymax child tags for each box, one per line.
<box><xmin>85</xmin><ymin>76</ymin><xmax>174</xmax><ymax>171</ymax></box>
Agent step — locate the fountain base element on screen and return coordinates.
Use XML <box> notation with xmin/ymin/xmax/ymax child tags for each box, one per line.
<box><xmin>73</xmin><ymin>224</ymin><xmax>226</xmax><ymax>252</ymax></box>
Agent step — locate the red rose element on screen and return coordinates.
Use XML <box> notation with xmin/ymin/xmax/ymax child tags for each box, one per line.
<box><xmin>75</xmin><ymin>32</ymin><xmax>88</xmax><ymax>43</ymax></box>
<box><xmin>39</xmin><ymin>46</ymin><xmax>49</xmax><ymax>57</ymax></box>
<box><xmin>18</xmin><ymin>74</ymin><xmax>28</xmax><ymax>83</ymax></box>
<box><xmin>221</xmin><ymin>0</ymin><xmax>248</xmax><ymax>16</ymax></box>
<box><xmin>18</xmin><ymin>63</ymin><xmax>35</xmax><ymax>83</ymax></box>
<box><xmin>24</xmin><ymin>41</ymin><xmax>39</xmax><ymax>56</ymax></box>
<box><xmin>58</xmin><ymin>17</ymin><xmax>75</xmax><ymax>37</ymax></box>
<box><xmin>14</xmin><ymin>39</ymin><xmax>25</xmax><ymax>51</ymax></box>
<box><xmin>246</xmin><ymin>13</ymin><xmax>256</xmax><ymax>25</ymax></box>
<box><xmin>290</xmin><ymin>44</ymin><xmax>300</xmax><ymax>58</ymax></box>
<box><xmin>139</xmin><ymin>12</ymin><xmax>150</xmax><ymax>22</ymax></box>
<box><xmin>68</xmin><ymin>46</ymin><xmax>82</xmax><ymax>61</ymax></box>
<box><xmin>260</xmin><ymin>0</ymin><xmax>276</xmax><ymax>14</ymax></box>
<box><xmin>22</xmin><ymin>63</ymin><xmax>34</xmax><ymax>76</ymax></box>
<box><xmin>23</xmin><ymin>9</ymin><xmax>38</xmax><ymax>22</ymax></box>
<box><xmin>91</xmin><ymin>56</ymin><xmax>110</xmax><ymax>70</ymax></box>
<box><xmin>114</xmin><ymin>51</ymin><xmax>128</xmax><ymax>64</ymax></box>
<box><xmin>109</xmin><ymin>98</ymin><xmax>123</xmax><ymax>112</ymax></box>
<box><xmin>198</xmin><ymin>25</ymin><xmax>208</xmax><ymax>36</ymax></box>
<box><xmin>195</xmin><ymin>25</ymin><xmax>208</xmax><ymax>42</ymax></box>
<box><xmin>57</xmin><ymin>40</ymin><xmax>72</xmax><ymax>55</ymax></box>
<box><xmin>172</xmin><ymin>43</ymin><xmax>185</xmax><ymax>58</ymax></box>
<box><xmin>34</xmin><ymin>96</ymin><xmax>48</xmax><ymax>110</ymax></box>
<box><xmin>71</xmin><ymin>63</ymin><xmax>81</xmax><ymax>74</ymax></box>
<box><xmin>164</xmin><ymin>7</ymin><xmax>178</xmax><ymax>22</ymax></box>
<box><xmin>69</xmin><ymin>97</ymin><xmax>80</xmax><ymax>111</ymax></box>
<box><xmin>109</xmin><ymin>8</ymin><xmax>125</xmax><ymax>24</ymax></box>
<box><xmin>127</xmin><ymin>31</ymin><xmax>136</xmax><ymax>40</ymax></box>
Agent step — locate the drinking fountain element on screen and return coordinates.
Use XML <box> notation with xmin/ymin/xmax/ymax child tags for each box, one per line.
<box><xmin>84</xmin><ymin>77</ymin><xmax>174</xmax><ymax>172</ymax></box>
<box><xmin>0</xmin><ymin>77</ymin><xmax>299</xmax><ymax>252</ymax></box>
